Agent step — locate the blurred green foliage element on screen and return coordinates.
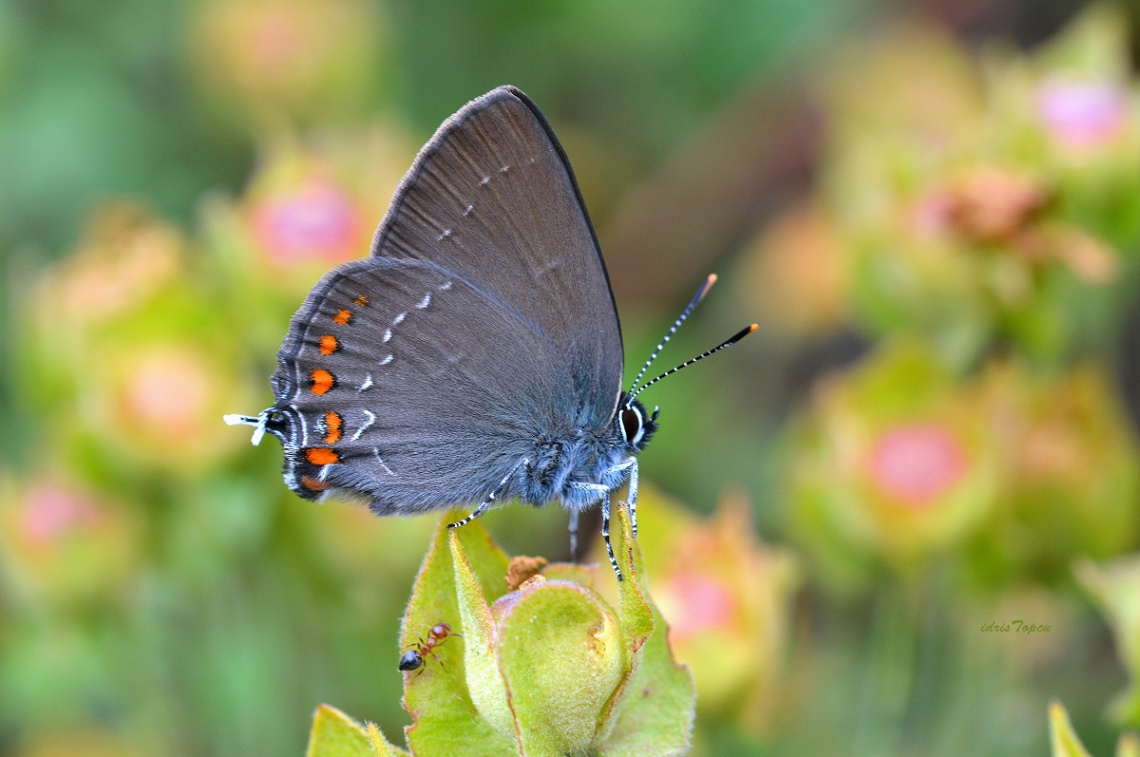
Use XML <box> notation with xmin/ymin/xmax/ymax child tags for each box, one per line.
<box><xmin>5</xmin><ymin>0</ymin><xmax>1140</xmax><ymax>755</ymax></box>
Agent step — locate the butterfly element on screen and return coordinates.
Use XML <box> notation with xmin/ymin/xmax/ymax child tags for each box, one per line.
<box><xmin>226</xmin><ymin>86</ymin><xmax>754</xmax><ymax>579</ymax></box>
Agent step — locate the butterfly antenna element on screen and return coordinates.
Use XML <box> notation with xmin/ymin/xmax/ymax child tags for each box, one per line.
<box><xmin>627</xmin><ymin>273</ymin><xmax>718</xmax><ymax>395</ymax></box>
<box><xmin>627</xmin><ymin>323</ymin><xmax>758</xmax><ymax>404</ymax></box>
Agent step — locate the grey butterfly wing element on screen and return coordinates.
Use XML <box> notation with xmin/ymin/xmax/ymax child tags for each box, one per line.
<box><xmin>269</xmin><ymin>86</ymin><xmax>623</xmax><ymax>510</ymax></box>
<box><xmin>369</xmin><ymin>86</ymin><xmax>623</xmax><ymax>425</ymax></box>
<box><xmin>270</xmin><ymin>258</ymin><xmax>574</xmax><ymax>510</ymax></box>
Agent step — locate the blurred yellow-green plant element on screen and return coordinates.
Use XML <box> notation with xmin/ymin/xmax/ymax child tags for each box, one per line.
<box><xmin>808</xmin><ymin>5</ymin><xmax>1140</xmax><ymax>368</ymax></box>
<box><xmin>7</xmin><ymin>0</ymin><xmax>1140</xmax><ymax>755</ymax></box>
<box><xmin>1078</xmin><ymin>556</ymin><xmax>1140</xmax><ymax>725</ymax></box>
<box><xmin>788</xmin><ymin>340</ymin><xmax>1140</xmax><ymax>591</ymax></box>
<box><xmin>1049</xmin><ymin>701</ymin><xmax>1140</xmax><ymax>757</ymax></box>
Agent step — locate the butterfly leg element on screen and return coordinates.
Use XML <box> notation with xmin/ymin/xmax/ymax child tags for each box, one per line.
<box><xmin>625</xmin><ymin>458</ymin><xmax>639</xmax><ymax>538</ymax></box>
<box><xmin>569</xmin><ymin>481</ymin><xmax>622</xmax><ymax>581</ymax></box>
<box><xmin>601</xmin><ymin>457</ymin><xmax>639</xmax><ymax>538</ymax></box>
<box><xmin>600</xmin><ymin>490</ymin><xmax>622</xmax><ymax>582</ymax></box>
<box><xmin>568</xmin><ymin>510</ymin><xmax>579</xmax><ymax>560</ymax></box>
<box><xmin>448</xmin><ymin>457</ymin><xmax>528</xmax><ymax>530</ymax></box>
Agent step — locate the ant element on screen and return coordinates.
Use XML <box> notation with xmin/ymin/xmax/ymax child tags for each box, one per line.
<box><xmin>399</xmin><ymin>622</ymin><xmax>461</xmax><ymax>673</ymax></box>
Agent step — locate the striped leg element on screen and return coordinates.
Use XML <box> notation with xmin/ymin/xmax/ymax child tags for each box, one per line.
<box><xmin>567</xmin><ymin>481</ymin><xmax>623</xmax><ymax>581</ymax></box>
<box><xmin>601</xmin><ymin>457</ymin><xmax>639</xmax><ymax>538</ymax></box>
<box><xmin>626</xmin><ymin>458</ymin><xmax>639</xmax><ymax>538</ymax></box>
<box><xmin>448</xmin><ymin>458</ymin><xmax>528</xmax><ymax>530</ymax></box>
<box><xmin>600</xmin><ymin>491</ymin><xmax>622</xmax><ymax>582</ymax></box>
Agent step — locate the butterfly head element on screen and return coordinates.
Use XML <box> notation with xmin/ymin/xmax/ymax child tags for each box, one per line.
<box><xmin>617</xmin><ymin>394</ymin><xmax>658</xmax><ymax>452</ymax></box>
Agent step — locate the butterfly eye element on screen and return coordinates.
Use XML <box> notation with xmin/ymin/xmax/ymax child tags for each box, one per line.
<box><xmin>620</xmin><ymin>405</ymin><xmax>644</xmax><ymax>445</ymax></box>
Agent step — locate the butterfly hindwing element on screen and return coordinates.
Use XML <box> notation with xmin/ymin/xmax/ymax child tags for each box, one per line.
<box><xmin>272</xmin><ymin>257</ymin><xmax>570</xmax><ymax>509</ymax></box>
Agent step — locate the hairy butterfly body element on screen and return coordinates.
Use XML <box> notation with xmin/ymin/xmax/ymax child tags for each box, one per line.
<box><xmin>226</xmin><ymin>86</ymin><xmax>754</xmax><ymax>580</ymax></box>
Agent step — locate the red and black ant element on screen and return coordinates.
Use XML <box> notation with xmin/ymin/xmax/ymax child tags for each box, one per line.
<box><xmin>399</xmin><ymin>622</ymin><xmax>461</xmax><ymax>672</ymax></box>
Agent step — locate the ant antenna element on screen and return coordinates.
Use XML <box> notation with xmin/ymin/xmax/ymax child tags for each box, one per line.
<box><xmin>627</xmin><ymin>274</ymin><xmax>718</xmax><ymax>393</ymax></box>
<box><xmin>627</xmin><ymin>324</ymin><xmax>757</xmax><ymax>404</ymax></box>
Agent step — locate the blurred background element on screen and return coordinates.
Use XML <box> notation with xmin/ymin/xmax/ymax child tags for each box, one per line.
<box><xmin>4</xmin><ymin>0</ymin><xmax>1140</xmax><ymax>754</ymax></box>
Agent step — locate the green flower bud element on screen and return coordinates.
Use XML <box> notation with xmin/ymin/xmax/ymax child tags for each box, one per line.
<box><xmin>326</xmin><ymin>503</ymin><xmax>694</xmax><ymax>756</ymax></box>
<box><xmin>460</xmin><ymin>567</ymin><xmax>624</xmax><ymax>754</ymax></box>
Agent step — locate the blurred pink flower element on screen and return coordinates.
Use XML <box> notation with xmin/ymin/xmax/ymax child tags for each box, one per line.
<box><xmin>0</xmin><ymin>477</ymin><xmax>141</xmax><ymax>607</ymax></box>
<box><xmin>217</xmin><ymin>131</ymin><xmax>412</xmax><ymax>289</ymax></box>
<box><xmin>118</xmin><ymin>349</ymin><xmax>213</xmax><ymax>439</ymax></box>
<box><xmin>989</xmin><ymin>363</ymin><xmax>1140</xmax><ymax>565</ymax></box>
<box><xmin>189</xmin><ymin>0</ymin><xmax>382</xmax><ymax>124</ymax></box>
<box><xmin>1037</xmin><ymin>80</ymin><xmax>1127</xmax><ymax>151</ymax></box>
<box><xmin>34</xmin><ymin>204</ymin><xmax>184</xmax><ymax>329</ymax></box>
<box><xmin>788</xmin><ymin>341</ymin><xmax>1003</xmax><ymax>585</ymax></box>
<box><xmin>250</xmin><ymin>179</ymin><xmax>363</xmax><ymax>266</ymax></box>
<box><xmin>95</xmin><ymin>344</ymin><xmax>249</xmax><ymax>470</ymax></box>
<box><xmin>655</xmin><ymin>573</ymin><xmax>735</xmax><ymax>647</ymax></box>
<box><xmin>868</xmin><ymin>424</ymin><xmax>968</xmax><ymax>508</ymax></box>
<box><xmin>247</xmin><ymin>7</ymin><xmax>308</xmax><ymax>73</ymax></box>
<box><xmin>943</xmin><ymin>168</ymin><xmax>1048</xmax><ymax>244</ymax></box>
<box><xmin>22</xmin><ymin>484</ymin><xmax>102</xmax><ymax>545</ymax></box>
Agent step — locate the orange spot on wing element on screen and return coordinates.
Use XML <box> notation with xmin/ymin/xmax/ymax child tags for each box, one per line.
<box><xmin>305</xmin><ymin>448</ymin><xmax>341</xmax><ymax>466</ymax></box>
<box><xmin>301</xmin><ymin>475</ymin><xmax>328</xmax><ymax>492</ymax></box>
<box><xmin>353</xmin><ymin>294</ymin><xmax>369</xmax><ymax>307</ymax></box>
<box><xmin>333</xmin><ymin>309</ymin><xmax>352</xmax><ymax>325</ymax></box>
<box><xmin>318</xmin><ymin>335</ymin><xmax>339</xmax><ymax>355</ymax></box>
<box><xmin>323</xmin><ymin>411</ymin><xmax>343</xmax><ymax>443</ymax></box>
<box><xmin>310</xmin><ymin>369</ymin><xmax>335</xmax><ymax>395</ymax></box>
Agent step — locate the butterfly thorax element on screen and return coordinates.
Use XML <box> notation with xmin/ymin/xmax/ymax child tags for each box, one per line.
<box><xmin>518</xmin><ymin>397</ymin><xmax>657</xmax><ymax>511</ymax></box>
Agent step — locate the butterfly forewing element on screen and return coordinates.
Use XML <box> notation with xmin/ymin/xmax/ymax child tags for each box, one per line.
<box><xmin>369</xmin><ymin>86</ymin><xmax>624</xmax><ymax>425</ymax></box>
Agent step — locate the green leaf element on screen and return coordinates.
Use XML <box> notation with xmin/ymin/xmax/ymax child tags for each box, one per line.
<box><xmin>1049</xmin><ymin>701</ymin><xmax>1094</xmax><ymax>757</ymax></box>
<box><xmin>365</xmin><ymin>722</ymin><xmax>410</xmax><ymax>757</ymax></box>
<box><xmin>596</xmin><ymin>506</ymin><xmax>696</xmax><ymax>756</ymax></box>
<box><xmin>450</xmin><ymin>526</ymin><xmax>516</xmax><ymax>746</ymax></box>
<box><xmin>594</xmin><ymin>502</ymin><xmax>654</xmax><ymax>741</ymax></box>
<box><xmin>1075</xmin><ymin>556</ymin><xmax>1140</xmax><ymax>724</ymax></box>
<box><xmin>306</xmin><ymin>704</ymin><xmax>374</xmax><ymax>757</ymax></box>
<box><xmin>402</xmin><ymin>511</ymin><xmax>516</xmax><ymax>757</ymax></box>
